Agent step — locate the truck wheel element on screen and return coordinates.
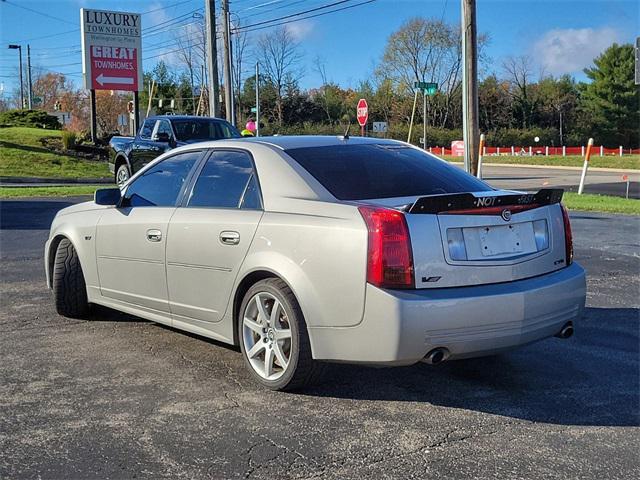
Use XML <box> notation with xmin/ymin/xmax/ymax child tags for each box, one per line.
<box><xmin>53</xmin><ymin>238</ymin><xmax>89</xmax><ymax>318</ymax></box>
<box><xmin>115</xmin><ymin>163</ymin><xmax>130</xmax><ymax>185</ymax></box>
<box><xmin>238</xmin><ymin>278</ymin><xmax>325</xmax><ymax>391</ymax></box>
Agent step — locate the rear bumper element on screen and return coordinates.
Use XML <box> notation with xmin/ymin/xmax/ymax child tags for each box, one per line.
<box><xmin>308</xmin><ymin>263</ymin><xmax>586</xmax><ymax>365</ymax></box>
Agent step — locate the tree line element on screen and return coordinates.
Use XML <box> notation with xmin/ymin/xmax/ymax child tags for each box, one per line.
<box><xmin>2</xmin><ymin>17</ymin><xmax>637</xmax><ymax>148</ymax></box>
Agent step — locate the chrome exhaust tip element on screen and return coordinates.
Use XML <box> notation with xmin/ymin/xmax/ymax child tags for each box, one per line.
<box><xmin>555</xmin><ymin>322</ymin><xmax>574</xmax><ymax>339</ymax></box>
<box><xmin>422</xmin><ymin>347</ymin><xmax>450</xmax><ymax>365</ymax></box>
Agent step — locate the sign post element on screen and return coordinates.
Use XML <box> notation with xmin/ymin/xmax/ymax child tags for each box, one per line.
<box><xmin>414</xmin><ymin>82</ymin><xmax>438</xmax><ymax>150</ymax></box>
<box><xmin>357</xmin><ymin>99</ymin><xmax>368</xmax><ymax>136</ymax></box>
<box><xmin>81</xmin><ymin>8</ymin><xmax>142</xmax><ymax>141</ymax></box>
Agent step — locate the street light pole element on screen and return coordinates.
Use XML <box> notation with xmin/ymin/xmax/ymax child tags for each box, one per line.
<box><xmin>27</xmin><ymin>44</ymin><xmax>32</xmax><ymax>109</ymax></box>
<box><xmin>8</xmin><ymin>44</ymin><xmax>24</xmax><ymax>109</ymax></box>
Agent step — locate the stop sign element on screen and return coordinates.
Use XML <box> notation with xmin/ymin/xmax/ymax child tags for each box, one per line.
<box><xmin>356</xmin><ymin>98</ymin><xmax>368</xmax><ymax>127</ymax></box>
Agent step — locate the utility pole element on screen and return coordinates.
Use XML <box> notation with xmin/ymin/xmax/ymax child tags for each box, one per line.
<box><xmin>221</xmin><ymin>0</ymin><xmax>234</xmax><ymax>124</ymax></box>
<box><xmin>461</xmin><ymin>0</ymin><xmax>479</xmax><ymax>175</ymax></box>
<box><xmin>423</xmin><ymin>90</ymin><xmax>427</xmax><ymax>150</ymax></box>
<box><xmin>255</xmin><ymin>62</ymin><xmax>260</xmax><ymax>137</ymax></box>
<box><xmin>8</xmin><ymin>44</ymin><xmax>23</xmax><ymax>109</ymax></box>
<box><xmin>26</xmin><ymin>45</ymin><xmax>32</xmax><ymax>109</ymax></box>
<box><xmin>205</xmin><ymin>0</ymin><xmax>220</xmax><ymax>117</ymax></box>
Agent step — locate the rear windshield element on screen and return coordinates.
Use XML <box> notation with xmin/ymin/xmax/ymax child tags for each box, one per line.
<box><xmin>285</xmin><ymin>144</ymin><xmax>492</xmax><ymax>200</ymax></box>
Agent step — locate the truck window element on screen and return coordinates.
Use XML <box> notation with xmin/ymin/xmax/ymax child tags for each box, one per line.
<box><xmin>139</xmin><ymin>119</ymin><xmax>156</xmax><ymax>140</ymax></box>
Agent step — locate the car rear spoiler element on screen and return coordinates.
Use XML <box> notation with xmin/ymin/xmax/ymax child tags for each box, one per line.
<box><xmin>407</xmin><ymin>188</ymin><xmax>564</xmax><ymax>215</ymax></box>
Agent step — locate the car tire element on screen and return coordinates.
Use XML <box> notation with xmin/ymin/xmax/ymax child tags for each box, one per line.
<box><xmin>238</xmin><ymin>278</ymin><xmax>325</xmax><ymax>391</ymax></box>
<box><xmin>53</xmin><ymin>238</ymin><xmax>89</xmax><ymax>318</ymax></box>
<box><xmin>115</xmin><ymin>163</ymin><xmax>130</xmax><ymax>186</ymax></box>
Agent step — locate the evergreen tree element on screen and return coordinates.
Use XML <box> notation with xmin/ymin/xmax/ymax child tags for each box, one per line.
<box><xmin>579</xmin><ymin>43</ymin><xmax>639</xmax><ymax>147</ymax></box>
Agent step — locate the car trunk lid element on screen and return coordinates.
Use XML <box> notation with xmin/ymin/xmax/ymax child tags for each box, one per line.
<box><xmin>368</xmin><ymin>189</ymin><xmax>568</xmax><ymax>289</ymax></box>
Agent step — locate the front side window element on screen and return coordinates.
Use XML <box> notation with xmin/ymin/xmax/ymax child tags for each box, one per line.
<box><xmin>155</xmin><ymin>120</ymin><xmax>173</xmax><ymax>138</ymax></box>
<box><xmin>139</xmin><ymin>119</ymin><xmax>156</xmax><ymax>140</ymax></box>
<box><xmin>187</xmin><ymin>150</ymin><xmax>261</xmax><ymax>209</ymax></box>
<box><xmin>122</xmin><ymin>150</ymin><xmax>202</xmax><ymax>207</ymax></box>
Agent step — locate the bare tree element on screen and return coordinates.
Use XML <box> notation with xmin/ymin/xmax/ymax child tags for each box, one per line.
<box><xmin>232</xmin><ymin>21</ymin><xmax>249</xmax><ymax>125</ymax></box>
<box><xmin>502</xmin><ymin>55</ymin><xmax>540</xmax><ymax>128</ymax></box>
<box><xmin>256</xmin><ymin>26</ymin><xmax>303</xmax><ymax>126</ymax></box>
<box><xmin>174</xmin><ymin>22</ymin><xmax>206</xmax><ymax>114</ymax></box>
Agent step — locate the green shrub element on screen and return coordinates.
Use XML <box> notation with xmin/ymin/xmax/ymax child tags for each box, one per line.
<box><xmin>0</xmin><ymin>109</ymin><xmax>61</xmax><ymax>129</ymax></box>
<box><xmin>61</xmin><ymin>130</ymin><xmax>77</xmax><ymax>150</ymax></box>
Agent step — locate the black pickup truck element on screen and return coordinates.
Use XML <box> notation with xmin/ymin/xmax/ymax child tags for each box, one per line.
<box><xmin>109</xmin><ymin>115</ymin><xmax>241</xmax><ymax>184</ymax></box>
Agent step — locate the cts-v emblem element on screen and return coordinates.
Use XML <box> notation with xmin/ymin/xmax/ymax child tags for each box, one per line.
<box><xmin>501</xmin><ymin>209</ymin><xmax>512</xmax><ymax>222</ymax></box>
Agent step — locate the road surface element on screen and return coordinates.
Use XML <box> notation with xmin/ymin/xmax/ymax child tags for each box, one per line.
<box><xmin>1</xmin><ymin>198</ymin><xmax>638</xmax><ymax>479</ymax></box>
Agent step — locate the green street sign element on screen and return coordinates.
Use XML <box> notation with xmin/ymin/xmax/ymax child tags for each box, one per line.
<box><xmin>414</xmin><ymin>81</ymin><xmax>438</xmax><ymax>96</ymax></box>
<box><xmin>250</xmin><ymin>107</ymin><xmax>257</xmax><ymax>113</ymax></box>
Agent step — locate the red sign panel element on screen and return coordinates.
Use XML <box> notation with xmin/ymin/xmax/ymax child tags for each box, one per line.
<box><xmin>89</xmin><ymin>45</ymin><xmax>139</xmax><ymax>91</ymax></box>
<box><xmin>451</xmin><ymin>140</ymin><xmax>465</xmax><ymax>157</ymax></box>
<box><xmin>357</xmin><ymin>98</ymin><xmax>368</xmax><ymax>127</ymax></box>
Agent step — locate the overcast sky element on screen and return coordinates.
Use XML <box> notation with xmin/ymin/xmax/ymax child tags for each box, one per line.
<box><xmin>0</xmin><ymin>0</ymin><xmax>638</xmax><ymax>98</ymax></box>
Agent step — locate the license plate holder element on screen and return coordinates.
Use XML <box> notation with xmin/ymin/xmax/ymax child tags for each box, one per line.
<box><xmin>478</xmin><ymin>224</ymin><xmax>523</xmax><ymax>256</ymax></box>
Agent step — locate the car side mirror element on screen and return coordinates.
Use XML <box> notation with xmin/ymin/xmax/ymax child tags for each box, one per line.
<box><xmin>95</xmin><ymin>187</ymin><xmax>121</xmax><ymax>206</ymax></box>
<box><xmin>153</xmin><ymin>132</ymin><xmax>171</xmax><ymax>143</ymax></box>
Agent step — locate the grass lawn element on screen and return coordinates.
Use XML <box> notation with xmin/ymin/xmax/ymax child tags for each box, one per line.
<box><xmin>2</xmin><ymin>186</ymin><xmax>636</xmax><ymax>215</ymax></box>
<box><xmin>443</xmin><ymin>154</ymin><xmax>640</xmax><ymax>170</ymax></box>
<box><xmin>0</xmin><ymin>185</ymin><xmax>113</xmax><ymax>198</ymax></box>
<box><xmin>562</xmin><ymin>192</ymin><xmax>639</xmax><ymax>215</ymax></box>
<box><xmin>0</xmin><ymin>127</ymin><xmax>110</xmax><ymax>178</ymax></box>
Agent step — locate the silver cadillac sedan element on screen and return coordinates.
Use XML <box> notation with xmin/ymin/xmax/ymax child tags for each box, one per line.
<box><xmin>45</xmin><ymin>136</ymin><xmax>586</xmax><ymax>390</ymax></box>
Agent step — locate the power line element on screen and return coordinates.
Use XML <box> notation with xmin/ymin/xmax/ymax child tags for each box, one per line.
<box><xmin>4</xmin><ymin>0</ymin><xmax>198</xmax><ymax>44</ymax></box>
<box><xmin>235</xmin><ymin>0</ymin><xmax>377</xmax><ymax>35</ymax></box>
<box><xmin>235</xmin><ymin>0</ymin><xmax>356</xmax><ymax>31</ymax></box>
<box><xmin>2</xmin><ymin>0</ymin><xmax>78</xmax><ymax>26</ymax></box>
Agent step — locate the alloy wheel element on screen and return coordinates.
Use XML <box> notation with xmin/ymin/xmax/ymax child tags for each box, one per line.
<box><xmin>116</xmin><ymin>166</ymin><xmax>130</xmax><ymax>185</ymax></box>
<box><xmin>242</xmin><ymin>292</ymin><xmax>292</xmax><ymax>381</ymax></box>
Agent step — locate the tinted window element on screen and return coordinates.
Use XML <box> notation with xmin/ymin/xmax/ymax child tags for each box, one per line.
<box><xmin>139</xmin><ymin>119</ymin><xmax>155</xmax><ymax>140</ymax></box>
<box><xmin>123</xmin><ymin>151</ymin><xmax>201</xmax><ymax>207</ymax></box>
<box><xmin>240</xmin><ymin>175</ymin><xmax>262</xmax><ymax>210</ymax></box>
<box><xmin>188</xmin><ymin>150</ymin><xmax>259</xmax><ymax>209</ymax></box>
<box><xmin>173</xmin><ymin>119</ymin><xmax>241</xmax><ymax>142</ymax></box>
<box><xmin>155</xmin><ymin>120</ymin><xmax>173</xmax><ymax>138</ymax></box>
<box><xmin>285</xmin><ymin>144</ymin><xmax>492</xmax><ymax>200</ymax></box>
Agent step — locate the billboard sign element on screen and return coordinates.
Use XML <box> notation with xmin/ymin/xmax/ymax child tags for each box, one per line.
<box><xmin>80</xmin><ymin>9</ymin><xmax>142</xmax><ymax>91</ymax></box>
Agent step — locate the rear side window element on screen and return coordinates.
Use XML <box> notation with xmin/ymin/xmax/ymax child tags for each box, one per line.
<box><xmin>285</xmin><ymin>144</ymin><xmax>492</xmax><ymax>200</ymax></box>
<box><xmin>123</xmin><ymin>150</ymin><xmax>201</xmax><ymax>207</ymax></box>
<box><xmin>187</xmin><ymin>150</ymin><xmax>261</xmax><ymax>209</ymax></box>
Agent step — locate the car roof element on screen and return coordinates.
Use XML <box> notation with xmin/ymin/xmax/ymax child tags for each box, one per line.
<box><xmin>232</xmin><ymin>135</ymin><xmax>404</xmax><ymax>150</ymax></box>
<box><xmin>149</xmin><ymin>115</ymin><xmax>229</xmax><ymax>122</ymax></box>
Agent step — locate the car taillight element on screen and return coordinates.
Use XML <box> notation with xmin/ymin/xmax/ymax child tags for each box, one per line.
<box><xmin>358</xmin><ymin>206</ymin><xmax>414</xmax><ymax>289</ymax></box>
<box><xmin>561</xmin><ymin>204</ymin><xmax>573</xmax><ymax>265</ymax></box>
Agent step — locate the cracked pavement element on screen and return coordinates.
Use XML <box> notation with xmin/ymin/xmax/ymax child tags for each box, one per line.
<box><xmin>0</xmin><ymin>198</ymin><xmax>638</xmax><ymax>479</ymax></box>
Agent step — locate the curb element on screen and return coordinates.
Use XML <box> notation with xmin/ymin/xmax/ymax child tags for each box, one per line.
<box><xmin>0</xmin><ymin>176</ymin><xmax>112</xmax><ymax>184</ymax></box>
<box><xmin>448</xmin><ymin>162</ymin><xmax>640</xmax><ymax>174</ymax></box>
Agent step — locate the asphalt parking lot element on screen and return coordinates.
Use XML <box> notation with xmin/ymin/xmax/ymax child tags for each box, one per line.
<box><xmin>1</xmin><ymin>198</ymin><xmax>638</xmax><ymax>479</ymax></box>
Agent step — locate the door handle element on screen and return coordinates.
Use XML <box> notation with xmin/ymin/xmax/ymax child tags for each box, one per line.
<box><xmin>146</xmin><ymin>229</ymin><xmax>162</xmax><ymax>242</ymax></box>
<box><xmin>220</xmin><ymin>231</ymin><xmax>240</xmax><ymax>245</ymax></box>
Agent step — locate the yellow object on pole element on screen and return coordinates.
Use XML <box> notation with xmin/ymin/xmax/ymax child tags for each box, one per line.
<box><xmin>477</xmin><ymin>133</ymin><xmax>485</xmax><ymax>179</ymax></box>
